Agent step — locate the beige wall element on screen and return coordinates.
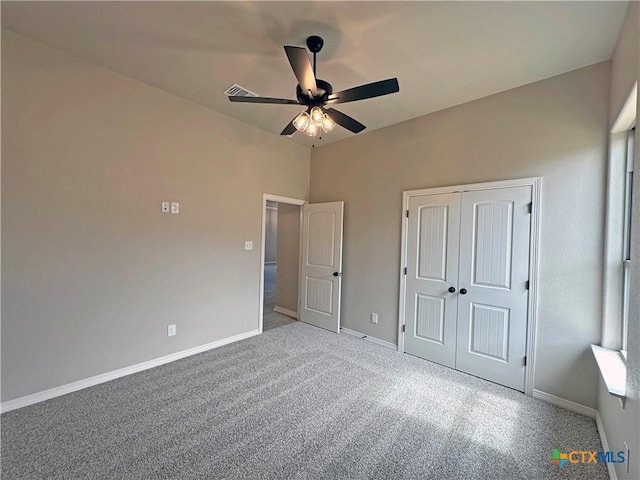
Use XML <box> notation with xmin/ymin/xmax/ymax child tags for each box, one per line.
<box><xmin>1</xmin><ymin>31</ymin><xmax>310</xmax><ymax>402</ymax></box>
<box><xmin>264</xmin><ymin>207</ymin><xmax>278</xmax><ymax>263</ymax></box>
<box><xmin>275</xmin><ymin>203</ymin><xmax>301</xmax><ymax>313</ymax></box>
<box><xmin>598</xmin><ymin>3</ymin><xmax>639</xmax><ymax>479</ymax></box>
<box><xmin>609</xmin><ymin>2</ymin><xmax>639</xmax><ymax>127</ymax></box>
<box><xmin>311</xmin><ymin>62</ymin><xmax>610</xmax><ymax>408</ymax></box>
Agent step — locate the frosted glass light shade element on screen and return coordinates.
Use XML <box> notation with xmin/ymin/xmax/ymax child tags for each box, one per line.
<box><xmin>302</xmin><ymin>121</ymin><xmax>319</xmax><ymax>136</ymax></box>
<box><xmin>321</xmin><ymin>113</ymin><xmax>336</xmax><ymax>133</ymax></box>
<box><xmin>310</xmin><ymin>106</ymin><xmax>324</xmax><ymax>125</ymax></box>
<box><xmin>293</xmin><ymin>111</ymin><xmax>310</xmax><ymax>132</ymax></box>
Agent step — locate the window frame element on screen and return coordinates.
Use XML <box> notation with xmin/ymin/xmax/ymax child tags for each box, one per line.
<box><xmin>620</xmin><ymin>126</ymin><xmax>634</xmax><ymax>356</ymax></box>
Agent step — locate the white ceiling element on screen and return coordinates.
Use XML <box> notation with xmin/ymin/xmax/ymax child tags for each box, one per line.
<box><xmin>1</xmin><ymin>1</ymin><xmax>629</xmax><ymax>148</ymax></box>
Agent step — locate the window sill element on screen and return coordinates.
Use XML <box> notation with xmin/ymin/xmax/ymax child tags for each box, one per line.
<box><xmin>592</xmin><ymin>345</ymin><xmax>626</xmax><ymax>405</ymax></box>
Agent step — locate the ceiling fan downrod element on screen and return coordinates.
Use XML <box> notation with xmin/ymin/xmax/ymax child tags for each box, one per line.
<box><xmin>306</xmin><ymin>35</ymin><xmax>324</xmax><ymax>77</ymax></box>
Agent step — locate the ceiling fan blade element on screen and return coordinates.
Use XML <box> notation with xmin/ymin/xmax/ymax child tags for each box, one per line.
<box><xmin>281</xmin><ymin>119</ymin><xmax>297</xmax><ymax>136</ymax></box>
<box><xmin>228</xmin><ymin>96</ymin><xmax>300</xmax><ymax>105</ymax></box>
<box><xmin>284</xmin><ymin>46</ymin><xmax>317</xmax><ymax>97</ymax></box>
<box><xmin>324</xmin><ymin>108</ymin><xmax>366</xmax><ymax>134</ymax></box>
<box><xmin>325</xmin><ymin>78</ymin><xmax>399</xmax><ymax>105</ymax></box>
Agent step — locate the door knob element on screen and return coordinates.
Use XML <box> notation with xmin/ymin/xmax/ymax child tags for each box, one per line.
<box><xmin>448</xmin><ymin>287</ymin><xmax>456</xmax><ymax>293</ymax></box>
<box><xmin>333</xmin><ymin>272</ymin><xmax>342</xmax><ymax>277</ymax></box>
<box><xmin>460</xmin><ymin>288</ymin><xmax>468</xmax><ymax>295</ymax></box>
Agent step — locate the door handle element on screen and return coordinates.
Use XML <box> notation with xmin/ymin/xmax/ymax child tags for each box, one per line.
<box><xmin>459</xmin><ymin>288</ymin><xmax>468</xmax><ymax>295</ymax></box>
<box><xmin>333</xmin><ymin>272</ymin><xmax>342</xmax><ymax>277</ymax></box>
<box><xmin>448</xmin><ymin>287</ymin><xmax>456</xmax><ymax>293</ymax></box>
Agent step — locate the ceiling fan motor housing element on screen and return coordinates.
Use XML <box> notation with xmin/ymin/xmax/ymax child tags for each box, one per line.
<box><xmin>296</xmin><ymin>79</ymin><xmax>333</xmax><ymax>106</ymax></box>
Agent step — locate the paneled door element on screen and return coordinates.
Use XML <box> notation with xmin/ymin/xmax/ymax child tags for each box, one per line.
<box><xmin>455</xmin><ymin>186</ymin><xmax>531</xmax><ymax>391</ymax></box>
<box><xmin>403</xmin><ymin>186</ymin><xmax>532</xmax><ymax>391</ymax></box>
<box><xmin>404</xmin><ymin>193</ymin><xmax>461</xmax><ymax>368</ymax></box>
<box><xmin>299</xmin><ymin>202</ymin><xmax>344</xmax><ymax>333</ymax></box>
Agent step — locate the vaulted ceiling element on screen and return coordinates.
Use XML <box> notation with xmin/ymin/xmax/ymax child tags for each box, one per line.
<box><xmin>2</xmin><ymin>1</ymin><xmax>629</xmax><ymax>148</ymax></box>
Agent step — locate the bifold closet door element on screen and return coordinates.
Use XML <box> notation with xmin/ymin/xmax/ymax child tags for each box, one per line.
<box><xmin>403</xmin><ymin>185</ymin><xmax>532</xmax><ymax>391</ymax></box>
<box><xmin>404</xmin><ymin>193</ymin><xmax>461</xmax><ymax>368</ymax></box>
<box><xmin>455</xmin><ymin>186</ymin><xmax>531</xmax><ymax>391</ymax></box>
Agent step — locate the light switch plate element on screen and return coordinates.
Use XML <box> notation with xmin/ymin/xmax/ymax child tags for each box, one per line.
<box><xmin>244</xmin><ymin>241</ymin><xmax>253</xmax><ymax>251</ymax></box>
<box><xmin>171</xmin><ymin>202</ymin><xmax>179</xmax><ymax>214</ymax></box>
<box><xmin>161</xmin><ymin>202</ymin><xmax>170</xmax><ymax>213</ymax></box>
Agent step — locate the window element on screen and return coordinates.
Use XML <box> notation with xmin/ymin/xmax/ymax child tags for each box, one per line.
<box><xmin>595</xmin><ymin>90</ymin><xmax>635</xmax><ymax>398</ymax></box>
<box><xmin>621</xmin><ymin>126</ymin><xmax>634</xmax><ymax>354</ymax></box>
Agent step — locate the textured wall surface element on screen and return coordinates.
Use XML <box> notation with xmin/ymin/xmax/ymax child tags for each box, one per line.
<box><xmin>311</xmin><ymin>63</ymin><xmax>610</xmax><ymax>408</ymax></box>
<box><xmin>598</xmin><ymin>3</ymin><xmax>640</xmax><ymax>479</ymax></box>
<box><xmin>276</xmin><ymin>203</ymin><xmax>301</xmax><ymax>313</ymax></box>
<box><xmin>1</xmin><ymin>31</ymin><xmax>310</xmax><ymax>402</ymax></box>
<box><xmin>264</xmin><ymin>207</ymin><xmax>278</xmax><ymax>263</ymax></box>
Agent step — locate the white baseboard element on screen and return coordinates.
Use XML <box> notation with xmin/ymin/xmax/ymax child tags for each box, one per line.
<box><xmin>273</xmin><ymin>306</ymin><xmax>298</xmax><ymax>319</ymax></box>
<box><xmin>532</xmin><ymin>389</ymin><xmax>596</xmax><ymax>418</ymax></box>
<box><xmin>596</xmin><ymin>411</ymin><xmax>618</xmax><ymax>480</ymax></box>
<box><xmin>340</xmin><ymin>327</ymin><xmax>397</xmax><ymax>350</ymax></box>
<box><xmin>1</xmin><ymin>329</ymin><xmax>261</xmax><ymax>414</ymax></box>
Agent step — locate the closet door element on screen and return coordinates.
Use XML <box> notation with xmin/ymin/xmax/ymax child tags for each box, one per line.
<box><xmin>455</xmin><ymin>186</ymin><xmax>531</xmax><ymax>391</ymax></box>
<box><xmin>404</xmin><ymin>193</ymin><xmax>461</xmax><ymax>368</ymax></box>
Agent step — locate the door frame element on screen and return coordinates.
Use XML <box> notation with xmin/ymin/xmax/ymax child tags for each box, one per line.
<box><xmin>398</xmin><ymin>177</ymin><xmax>542</xmax><ymax>396</ymax></box>
<box><xmin>259</xmin><ymin>193</ymin><xmax>307</xmax><ymax>334</ymax></box>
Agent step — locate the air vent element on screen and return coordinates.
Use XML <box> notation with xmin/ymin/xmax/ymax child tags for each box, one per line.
<box><xmin>223</xmin><ymin>83</ymin><xmax>258</xmax><ymax>98</ymax></box>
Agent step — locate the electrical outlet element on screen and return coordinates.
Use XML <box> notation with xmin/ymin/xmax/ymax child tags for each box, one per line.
<box><xmin>171</xmin><ymin>202</ymin><xmax>179</xmax><ymax>214</ymax></box>
<box><xmin>161</xmin><ymin>202</ymin><xmax>170</xmax><ymax>213</ymax></box>
<box><xmin>245</xmin><ymin>241</ymin><xmax>253</xmax><ymax>251</ymax></box>
<box><xmin>371</xmin><ymin>313</ymin><xmax>378</xmax><ymax>324</ymax></box>
<box><xmin>168</xmin><ymin>324</ymin><xmax>176</xmax><ymax>337</ymax></box>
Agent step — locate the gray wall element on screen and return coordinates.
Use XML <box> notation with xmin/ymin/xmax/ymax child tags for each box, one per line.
<box><xmin>1</xmin><ymin>31</ymin><xmax>310</xmax><ymax>402</ymax></box>
<box><xmin>264</xmin><ymin>207</ymin><xmax>278</xmax><ymax>264</ymax></box>
<box><xmin>275</xmin><ymin>203</ymin><xmax>301</xmax><ymax>313</ymax></box>
<box><xmin>598</xmin><ymin>3</ymin><xmax>639</xmax><ymax>479</ymax></box>
<box><xmin>310</xmin><ymin>62</ymin><xmax>610</xmax><ymax>408</ymax></box>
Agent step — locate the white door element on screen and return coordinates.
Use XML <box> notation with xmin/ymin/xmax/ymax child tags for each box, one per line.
<box><xmin>404</xmin><ymin>193</ymin><xmax>461</xmax><ymax>368</ymax></box>
<box><xmin>455</xmin><ymin>186</ymin><xmax>531</xmax><ymax>391</ymax></box>
<box><xmin>403</xmin><ymin>186</ymin><xmax>531</xmax><ymax>391</ymax></box>
<box><xmin>299</xmin><ymin>202</ymin><xmax>344</xmax><ymax>333</ymax></box>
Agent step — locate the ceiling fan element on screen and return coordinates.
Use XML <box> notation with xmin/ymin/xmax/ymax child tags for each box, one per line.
<box><xmin>228</xmin><ymin>35</ymin><xmax>399</xmax><ymax>137</ymax></box>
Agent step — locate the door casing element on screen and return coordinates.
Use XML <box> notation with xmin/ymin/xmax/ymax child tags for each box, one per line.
<box><xmin>398</xmin><ymin>178</ymin><xmax>542</xmax><ymax>396</ymax></box>
<box><xmin>259</xmin><ymin>193</ymin><xmax>307</xmax><ymax>334</ymax></box>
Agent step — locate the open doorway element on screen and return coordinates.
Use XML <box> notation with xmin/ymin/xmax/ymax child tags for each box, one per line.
<box><xmin>260</xmin><ymin>194</ymin><xmax>305</xmax><ymax>332</ymax></box>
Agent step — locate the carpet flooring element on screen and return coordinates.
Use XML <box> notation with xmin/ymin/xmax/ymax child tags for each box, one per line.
<box><xmin>1</xmin><ymin>322</ymin><xmax>607</xmax><ymax>479</ymax></box>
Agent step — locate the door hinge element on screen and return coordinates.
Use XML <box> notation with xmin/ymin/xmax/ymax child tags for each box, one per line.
<box><xmin>406</xmin><ymin>209</ymin><xmax>409</xmax><ymax>218</ymax></box>
<box><xmin>525</xmin><ymin>280</ymin><xmax>530</xmax><ymax>290</ymax></box>
<box><xmin>404</xmin><ymin>267</ymin><xmax>407</xmax><ymax>275</ymax></box>
<box><xmin>524</xmin><ymin>355</ymin><xmax>527</xmax><ymax>367</ymax></box>
<box><xmin>402</xmin><ymin>325</ymin><xmax>406</xmax><ymax>333</ymax></box>
<box><xmin>528</xmin><ymin>202</ymin><xmax>532</xmax><ymax>214</ymax></box>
